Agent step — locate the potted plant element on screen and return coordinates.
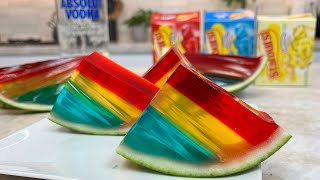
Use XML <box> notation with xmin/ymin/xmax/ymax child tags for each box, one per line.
<box><xmin>124</xmin><ymin>9</ymin><xmax>153</xmax><ymax>42</ymax></box>
<box><xmin>223</xmin><ymin>0</ymin><xmax>248</xmax><ymax>9</ymax></box>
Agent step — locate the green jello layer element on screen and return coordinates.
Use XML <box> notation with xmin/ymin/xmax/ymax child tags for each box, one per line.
<box><xmin>204</xmin><ymin>76</ymin><xmax>241</xmax><ymax>87</ymax></box>
<box><xmin>51</xmin><ymin>81</ymin><xmax>123</xmax><ymax>128</ymax></box>
<box><xmin>15</xmin><ymin>84</ymin><xmax>63</xmax><ymax>105</ymax></box>
<box><xmin>123</xmin><ymin>106</ymin><xmax>216</xmax><ymax>163</ymax></box>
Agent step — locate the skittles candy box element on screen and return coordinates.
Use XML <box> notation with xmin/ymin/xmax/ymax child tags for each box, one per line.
<box><xmin>203</xmin><ymin>10</ymin><xmax>255</xmax><ymax>57</ymax></box>
<box><xmin>256</xmin><ymin>14</ymin><xmax>316</xmax><ymax>86</ymax></box>
<box><xmin>151</xmin><ymin>11</ymin><xmax>201</xmax><ymax>62</ymax></box>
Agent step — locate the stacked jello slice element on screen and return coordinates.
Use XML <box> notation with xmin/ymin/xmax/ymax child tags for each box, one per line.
<box><xmin>144</xmin><ymin>47</ymin><xmax>268</xmax><ymax>93</ymax></box>
<box><xmin>117</xmin><ymin>63</ymin><xmax>291</xmax><ymax>177</ymax></box>
<box><xmin>49</xmin><ymin>52</ymin><xmax>159</xmax><ymax>135</ymax></box>
<box><xmin>0</xmin><ymin>56</ymin><xmax>82</xmax><ymax>111</ymax></box>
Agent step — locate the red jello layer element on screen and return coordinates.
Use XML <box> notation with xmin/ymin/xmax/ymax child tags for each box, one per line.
<box><xmin>167</xmin><ymin>64</ymin><xmax>279</xmax><ymax>145</ymax></box>
<box><xmin>185</xmin><ymin>53</ymin><xmax>262</xmax><ymax>80</ymax></box>
<box><xmin>0</xmin><ymin>57</ymin><xmax>82</xmax><ymax>84</ymax></box>
<box><xmin>77</xmin><ymin>52</ymin><xmax>159</xmax><ymax>111</ymax></box>
<box><xmin>143</xmin><ymin>48</ymin><xmax>187</xmax><ymax>84</ymax></box>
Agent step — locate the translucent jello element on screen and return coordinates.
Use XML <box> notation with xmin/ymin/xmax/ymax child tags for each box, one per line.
<box><xmin>117</xmin><ymin>64</ymin><xmax>291</xmax><ymax>177</ymax></box>
<box><xmin>49</xmin><ymin>52</ymin><xmax>159</xmax><ymax>135</ymax></box>
<box><xmin>0</xmin><ymin>56</ymin><xmax>82</xmax><ymax>111</ymax></box>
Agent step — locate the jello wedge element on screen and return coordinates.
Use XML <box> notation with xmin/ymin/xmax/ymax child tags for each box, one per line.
<box><xmin>49</xmin><ymin>52</ymin><xmax>159</xmax><ymax>135</ymax></box>
<box><xmin>117</xmin><ymin>64</ymin><xmax>291</xmax><ymax>177</ymax></box>
<box><xmin>0</xmin><ymin>56</ymin><xmax>83</xmax><ymax>111</ymax></box>
<box><xmin>185</xmin><ymin>53</ymin><xmax>267</xmax><ymax>92</ymax></box>
<box><xmin>143</xmin><ymin>47</ymin><xmax>191</xmax><ymax>88</ymax></box>
<box><xmin>144</xmin><ymin>47</ymin><xmax>267</xmax><ymax>93</ymax></box>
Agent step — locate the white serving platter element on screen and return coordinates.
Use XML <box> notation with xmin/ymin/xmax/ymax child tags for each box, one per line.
<box><xmin>0</xmin><ymin>119</ymin><xmax>261</xmax><ymax>180</ymax></box>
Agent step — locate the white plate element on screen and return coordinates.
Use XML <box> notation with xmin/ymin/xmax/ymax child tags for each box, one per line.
<box><xmin>0</xmin><ymin>119</ymin><xmax>261</xmax><ymax>180</ymax></box>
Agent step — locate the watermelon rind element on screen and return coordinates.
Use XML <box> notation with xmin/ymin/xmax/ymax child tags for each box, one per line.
<box><xmin>0</xmin><ymin>101</ymin><xmax>12</xmax><ymax>109</ymax></box>
<box><xmin>224</xmin><ymin>55</ymin><xmax>268</xmax><ymax>93</ymax></box>
<box><xmin>116</xmin><ymin>128</ymin><xmax>291</xmax><ymax>177</ymax></box>
<box><xmin>0</xmin><ymin>94</ymin><xmax>52</xmax><ymax>112</ymax></box>
<box><xmin>48</xmin><ymin>114</ymin><xmax>129</xmax><ymax>136</ymax></box>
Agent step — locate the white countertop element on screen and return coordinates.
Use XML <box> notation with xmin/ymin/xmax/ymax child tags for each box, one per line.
<box><xmin>0</xmin><ymin>43</ymin><xmax>151</xmax><ymax>56</ymax></box>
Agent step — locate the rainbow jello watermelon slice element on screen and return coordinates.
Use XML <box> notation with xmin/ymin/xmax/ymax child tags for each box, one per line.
<box><xmin>117</xmin><ymin>64</ymin><xmax>291</xmax><ymax>177</ymax></box>
<box><xmin>0</xmin><ymin>56</ymin><xmax>83</xmax><ymax>111</ymax></box>
<box><xmin>144</xmin><ymin>47</ymin><xmax>267</xmax><ymax>93</ymax></box>
<box><xmin>49</xmin><ymin>52</ymin><xmax>159</xmax><ymax>135</ymax></box>
<box><xmin>185</xmin><ymin>53</ymin><xmax>267</xmax><ymax>93</ymax></box>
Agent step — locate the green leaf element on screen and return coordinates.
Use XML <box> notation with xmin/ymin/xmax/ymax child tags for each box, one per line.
<box><xmin>222</xmin><ymin>0</ymin><xmax>247</xmax><ymax>8</ymax></box>
<box><xmin>124</xmin><ymin>9</ymin><xmax>153</xmax><ymax>27</ymax></box>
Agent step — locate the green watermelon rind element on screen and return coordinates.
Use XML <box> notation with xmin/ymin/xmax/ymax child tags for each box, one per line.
<box><xmin>48</xmin><ymin>114</ymin><xmax>129</xmax><ymax>136</ymax></box>
<box><xmin>0</xmin><ymin>101</ymin><xmax>12</xmax><ymax>109</ymax></box>
<box><xmin>224</xmin><ymin>56</ymin><xmax>268</xmax><ymax>93</ymax></box>
<box><xmin>116</xmin><ymin>128</ymin><xmax>291</xmax><ymax>177</ymax></box>
<box><xmin>0</xmin><ymin>94</ymin><xmax>52</xmax><ymax>112</ymax></box>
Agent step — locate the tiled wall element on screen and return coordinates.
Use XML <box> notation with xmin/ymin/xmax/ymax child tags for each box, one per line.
<box><xmin>0</xmin><ymin>0</ymin><xmax>55</xmax><ymax>42</ymax></box>
<box><xmin>0</xmin><ymin>0</ymin><xmax>313</xmax><ymax>43</ymax></box>
<box><xmin>256</xmin><ymin>0</ymin><xmax>317</xmax><ymax>15</ymax></box>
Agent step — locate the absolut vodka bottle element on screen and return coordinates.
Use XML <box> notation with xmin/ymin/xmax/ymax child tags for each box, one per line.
<box><xmin>55</xmin><ymin>0</ymin><xmax>108</xmax><ymax>54</ymax></box>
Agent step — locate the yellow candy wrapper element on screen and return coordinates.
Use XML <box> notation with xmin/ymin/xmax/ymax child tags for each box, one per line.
<box><xmin>256</xmin><ymin>14</ymin><xmax>316</xmax><ymax>86</ymax></box>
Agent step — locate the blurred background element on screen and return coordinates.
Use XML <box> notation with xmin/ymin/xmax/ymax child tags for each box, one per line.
<box><xmin>0</xmin><ymin>0</ymin><xmax>319</xmax><ymax>48</ymax></box>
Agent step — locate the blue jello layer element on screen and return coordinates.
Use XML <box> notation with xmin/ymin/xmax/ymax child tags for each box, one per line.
<box><xmin>204</xmin><ymin>76</ymin><xmax>241</xmax><ymax>86</ymax></box>
<box><xmin>16</xmin><ymin>85</ymin><xmax>63</xmax><ymax>105</ymax></box>
<box><xmin>123</xmin><ymin>106</ymin><xmax>216</xmax><ymax>163</ymax></box>
<box><xmin>51</xmin><ymin>81</ymin><xmax>123</xmax><ymax>128</ymax></box>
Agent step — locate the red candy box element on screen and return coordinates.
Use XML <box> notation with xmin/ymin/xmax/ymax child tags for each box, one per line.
<box><xmin>151</xmin><ymin>11</ymin><xmax>200</xmax><ymax>62</ymax></box>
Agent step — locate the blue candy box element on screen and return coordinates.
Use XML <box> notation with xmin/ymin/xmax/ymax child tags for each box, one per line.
<box><xmin>203</xmin><ymin>10</ymin><xmax>255</xmax><ymax>57</ymax></box>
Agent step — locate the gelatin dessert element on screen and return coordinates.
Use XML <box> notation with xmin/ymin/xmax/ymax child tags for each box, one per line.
<box><xmin>145</xmin><ymin>47</ymin><xmax>267</xmax><ymax>93</ymax></box>
<box><xmin>0</xmin><ymin>56</ymin><xmax>83</xmax><ymax>111</ymax></box>
<box><xmin>185</xmin><ymin>53</ymin><xmax>267</xmax><ymax>92</ymax></box>
<box><xmin>143</xmin><ymin>47</ymin><xmax>191</xmax><ymax>88</ymax></box>
<box><xmin>49</xmin><ymin>52</ymin><xmax>159</xmax><ymax>135</ymax></box>
<box><xmin>117</xmin><ymin>63</ymin><xmax>291</xmax><ymax>177</ymax></box>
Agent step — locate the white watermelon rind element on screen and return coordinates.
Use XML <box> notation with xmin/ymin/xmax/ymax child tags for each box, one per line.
<box><xmin>224</xmin><ymin>55</ymin><xmax>268</xmax><ymax>93</ymax></box>
<box><xmin>116</xmin><ymin>128</ymin><xmax>291</xmax><ymax>177</ymax></box>
<box><xmin>48</xmin><ymin>114</ymin><xmax>129</xmax><ymax>136</ymax></box>
<box><xmin>0</xmin><ymin>94</ymin><xmax>52</xmax><ymax>112</ymax></box>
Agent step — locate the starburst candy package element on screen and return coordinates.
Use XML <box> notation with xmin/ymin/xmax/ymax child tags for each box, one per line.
<box><xmin>256</xmin><ymin>14</ymin><xmax>316</xmax><ymax>86</ymax></box>
<box><xmin>151</xmin><ymin>11</ymin><xmax>200</xmax><ymax>62</ymax></box>
<box><xmin>203</xmin><ymin>10</ymin><xmax>255</xmax><ymax>57</ymax></box>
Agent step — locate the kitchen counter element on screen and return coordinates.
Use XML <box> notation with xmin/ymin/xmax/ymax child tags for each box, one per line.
<box><xmin>0</xmin><ymin>43</ymin><xmax>151</xmax><ymax>56</ymax></box>
<box><xmin>0</xmin><ymin>55</ymin><xmax>319</xmax><ymax>180</ymax></box>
